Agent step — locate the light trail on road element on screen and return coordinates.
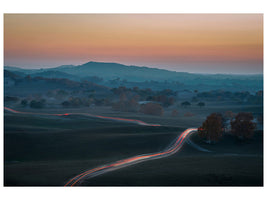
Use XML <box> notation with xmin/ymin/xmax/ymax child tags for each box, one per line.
<box><xmin>64</xmin><ymin>128</ymin><xmax>197</xmax><ymax>186</ymax></box>
<box><xmin>4</xmin><ymin>107</ymin><xmax>160</xmax><ymax>126</ymax></box>
<box><xmin>4</xmin><ymin>107</ymin><xmax>197</xmax><ymax>186</ymax></box>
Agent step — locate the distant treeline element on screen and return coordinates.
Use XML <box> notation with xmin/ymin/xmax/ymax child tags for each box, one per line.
<box><xmin>194</xmin><ymin>90</ymin><xmax>263</xmax><ymax>104</ymax></box>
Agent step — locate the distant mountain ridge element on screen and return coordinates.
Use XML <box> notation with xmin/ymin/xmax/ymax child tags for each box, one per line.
<box><xmin>4</xmin><ymin>61</ymin><xmax>262</xmax><ymax>80</ymax></box>
<box><xmin>4</xmin><ymin>61</ymin><xmax>263</xmax><ymax>92</ymax></box>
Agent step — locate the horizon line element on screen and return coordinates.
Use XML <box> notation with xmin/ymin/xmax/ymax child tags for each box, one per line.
<box><xmin>4</xmin><ymin>60</ymin><xmax>263</xmax><ymax>76</ymax></box>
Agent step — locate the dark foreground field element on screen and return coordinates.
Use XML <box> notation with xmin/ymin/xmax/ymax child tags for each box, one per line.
<box><xmin>4</xmin><ymin>111</ymin><xmax>263</xmax><ymax>186</ymax></box>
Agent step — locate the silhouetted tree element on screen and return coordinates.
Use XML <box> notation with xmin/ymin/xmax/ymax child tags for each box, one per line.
<box><xmin>21</xmin><ymin>99</ymin><xmax>28</xmax><ymax>106</ymax></box>
<box><xmin>231</xmin><ymin>112</ymin><xmax>256</xmax><ymax>140</ymax></box>
<box><xmin>197</xmin><ymin>102</ymin><xmax>205</xmax><ymax>108</ymax></box>
<box><xmin>181</xmin><ymin>101</ymin><xmax>191</xmax><ymax>107</ymax></box>
<box><xmin>5</xmin><ymin>96</ymin><xmax>19</xmax><ymax>103</ymax></box>
<box><xmin>30</xmin><ymin>99</ymin><xmax>46</xmax><ymax>109</ymax></box>
<box><xmin>198</xmin><ymin>113</ymin><xmax>223</xmax><ymax>143</ymax></box>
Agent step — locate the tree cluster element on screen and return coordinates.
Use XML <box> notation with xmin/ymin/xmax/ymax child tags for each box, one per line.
<box><xmin>198</xmin><ymin>112</ymin><xmax>256</xmax><ymax>143</ymax></box>
<box><xmin>112</xmin><ymin>98</ymin><xmax>139</xmax><ymax>112</ymax></box>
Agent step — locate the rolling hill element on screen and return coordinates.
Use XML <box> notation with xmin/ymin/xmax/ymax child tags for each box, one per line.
<box><xmin>4</xmin><ymin>61</ymin><xmax>263</xmax><ymax>92</ymax></box>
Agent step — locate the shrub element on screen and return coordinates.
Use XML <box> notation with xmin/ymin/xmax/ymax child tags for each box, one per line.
<box><xmin>5</xmin><ymin>96</ymin><xmax>19</xmax><ymax>102</ymax></box>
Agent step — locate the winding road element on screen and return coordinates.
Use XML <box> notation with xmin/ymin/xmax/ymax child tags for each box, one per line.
<box><xmin>64</xmin><ymin>128</ymin><xmax>197</xmax><ymax>186</ymax></box>
<box><xmin>4</xmin><ymin>106</ymin><xmax>160</xmax><ymax>126</ymax></box>
<box><xmin>4</xmin><ymin>107</ymin><xmax>201</xmax><ymax>186</ymax></box>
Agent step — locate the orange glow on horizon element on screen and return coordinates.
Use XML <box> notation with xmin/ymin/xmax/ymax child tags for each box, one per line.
<box><xmin>4</xmin><ymin>14</ymin><xmax>263</xmax><ymax>73</ymax></box>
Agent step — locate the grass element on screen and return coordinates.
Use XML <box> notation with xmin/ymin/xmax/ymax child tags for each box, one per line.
<box><xmin>4</xmin><ymin>102</ymin><xmax>263</xmax><ymax>186</ymax></box>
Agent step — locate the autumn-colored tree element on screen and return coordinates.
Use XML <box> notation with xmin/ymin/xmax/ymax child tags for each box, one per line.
<box><xmin>231</xmin><ymin>112</ymin><xmax>256</xmax><ymax>139</ymax></box>
<box><xmin>139</xmin><ymin>103</ymin><xmax>164</xmax><ymax>116</ymax></box>
<box><xmin>112</xmin><ymin>98</ymin><xmax>139</xmax><ymax>112</ymax></box>
<box><xmin>198</xmin><ymin>113</ymin><xmax>223</xmax><ymax>143</ymax></box>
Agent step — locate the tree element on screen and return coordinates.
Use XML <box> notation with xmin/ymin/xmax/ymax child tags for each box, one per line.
<box><xmin>112</xmin><ymin>98</ymin><xmax>139</xmax><ymax>112</ymax></box>
<box><xmin>231</xmin><ymin>112</ymin><xmax>256</xmax><ymax>140</ymax></box>
<box><xmin>198</xmin><ymin>113</ymin><xmax>223</xmax><ymax>143</ymax></box>
<box><xmin>5</xmin><ymin>96</ymin><xmax>19</xmax><ymax>103</ymax></box>
<box><xmin>197</xmin><ymin>102</ymin><xmax>205</xmax><ymax>108</ymax></box>
<box><xmin>181</xmin><ymin>101</ymin><xmax>191</xmax><ymax>107</ymax></box>
<box><xmin>21</xmin><ymin>99</ymin><xmax>28</xmax><ymax>106</ymax></box>
<box><xmin>30</xmin><ymin>99</ymin><xmax>45</xmax><ymax>109</ymax></box>
<box><xmin>140</xmin><ymin>103</ymin><xmax>164</xmax><ymax>116</ymax></box>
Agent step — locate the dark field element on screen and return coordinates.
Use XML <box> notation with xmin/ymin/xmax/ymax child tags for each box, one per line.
<box><xmin>4</xmin><ymin>107</ymin><xmax>263</xmax><ymax>186</ymax></box>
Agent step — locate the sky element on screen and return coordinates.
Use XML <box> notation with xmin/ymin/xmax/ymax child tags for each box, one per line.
<box><xmin>4</xmin><ymin>14</ymin><xmax>263</xmax><ymax>74</ymax></box>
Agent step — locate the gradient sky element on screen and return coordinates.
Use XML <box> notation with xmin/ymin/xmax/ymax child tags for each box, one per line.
<box><xmin>4</xmin><ymin>14</ymin><xmax>263</xmax><ymax>74</ymax></box>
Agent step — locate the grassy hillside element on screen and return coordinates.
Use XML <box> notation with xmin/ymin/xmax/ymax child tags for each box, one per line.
<box><xmin>4</xmin><ymin>111</ymin><xmax>263</xmax><ymax>186</ymax></box>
